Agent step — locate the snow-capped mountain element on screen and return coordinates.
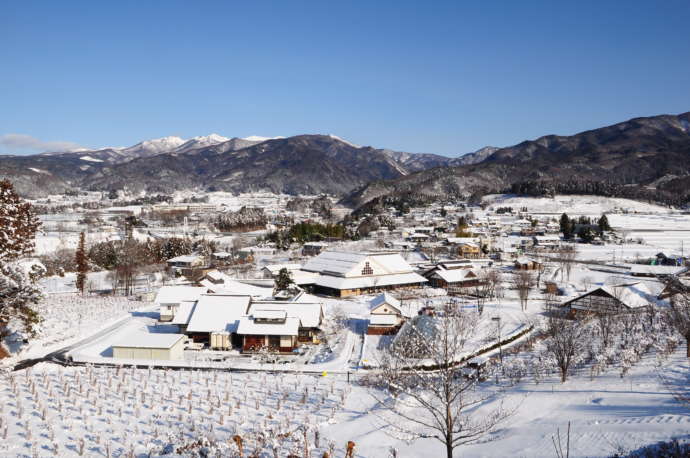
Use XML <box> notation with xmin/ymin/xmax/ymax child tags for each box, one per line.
<box><xmin>121</xmin><ymin>136</ymin><xmax>186</xmax><ymax>156</ymax></box>
<box><xmin>173</xmin><ymin>134</ymin><xmax>229</xmax><ymax>153</ymax></box>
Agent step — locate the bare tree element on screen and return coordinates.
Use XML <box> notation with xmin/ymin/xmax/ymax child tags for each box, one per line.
<box><xmin>369</xmin><ymin>302</ymin><xmax>514</xmax><ymax>458</ymax></box>
<box><xmin>545</xmin><ymin>310</ymin><xmax>585</xmax><ymax>382</ymax></box>
<box><xmin>667</xmin><ymin>291</ymin><xmax>690</xmax><ymax>358</ymax></box>
<box><xmin>513</xmin><ymin>270</ymin><xmax>535</xmax><ymax>311</ymax></box>
<box><xmin>556</xmin><ymin>246</ymin><xmax>578</xmax><ymax>282</ymax></box>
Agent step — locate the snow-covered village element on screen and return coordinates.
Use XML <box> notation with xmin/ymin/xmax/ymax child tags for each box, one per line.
<box><xmin>1</xmin><ymin>183</ymin><xmax>689</xmax><ymax>457</ymax></box>
<box><xmin>2</xmin><ymin>2</ymin><xmax>690</xmax><ymax>457</ymax></box>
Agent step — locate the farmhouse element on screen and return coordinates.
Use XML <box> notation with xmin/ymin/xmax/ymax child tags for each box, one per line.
<box><xmin>185</xmin><ymin>294</ymin><xmax>251</xmax><ymax>346</ymax></box>
<box><xmin>514</xmin><ymin>257</ymin><xmax>543</xmax><ymax>271</ymax></box>
<box><xmin>425</xmin><ymin>267</ymin><xmax>481</xmax><ymax>289</ymax></box>
<box><xmin>112</xmin><ymin>333</ymin><xmax>186</xmax><ymax>361</ymax></box>
<box><xmin>562</xmin><ymin>282</ymin><xmax>657</xmax><ymax>316</ymax></box>
<box><xmin>247</xmin><ymin>300</ymin><xmax>324</xmax><ymax>344</ymax></box>
<box><xmin>302</xmin><ymin>242</ymin><xmax>329</xmax><ymax>256</ymax></box>
<box><xmin>367</xmin><ymin>293</ymin><xmax>411</xmax><ymax>335</ymax></box>
<box><xmin>155</xmin><ymin>286</ymin><xmax>208</xmax><ymax>322</ymax></box>
<box><xmin>301</xmin><ymin>251</ymin><xmax>427</xmax><ymax>297</ymax></box>
<box><xmin>236</xmin><ymin>311</ymin><xmax>300</xmax><ymax>353</ymax></box>
<box><xmin>166</xmin><ymin>254</ymin><xmax>205</xmax><ymax>272</ymax></box>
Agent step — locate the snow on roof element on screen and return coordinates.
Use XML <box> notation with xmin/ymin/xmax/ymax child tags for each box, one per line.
<box><xmin>567</xmin><ymin>282</ymin><xmax>658</xmax><ymax>310</ymax></box>
<box><xmin>206</xmin><ymin>270</ymin><xmax>225</xmax><ymax>281</ymax></box>
<box><xmin>302</xmin><ymin>251</ymin><xmax>368</xmax><ymax>275</ymax></box>
<box><xmin>167</xmin><ymin>254</ymin><xmax>202</xmax><ymax>263</ymax></box>
<box><xmin>432</xmin><ymin>268</ymin><xmax>477</xmax><ymax>283</ymax></box>
<box><xmin>252</xmin><ymin>309</ymin><xmax>287</xmax><ymax>320</ymax></box>
<box><xmin>630</xmin><ymin>265</ymin><xmax>687</xmax><ymax>276</ymax></box>
<box><xmin>262</xmin><ymin>264</ymin><xmax>302</xmax><ymax>274</ymax></box>
<box><xmin>369</xmin><ymin>314</ymin><xmax>399</xmax><ymax>326</ymax></box>
<box><xmin>304</xmin><ymin>241</ymin><xmax>329</xmax><ymax>247</ymax></box>
<box><xmin>113</xmin><ymin>332</ymin><xmax>185</xmax><ymax>349</ymax></box>
<box><xmin>247</xmin><ymin>302</ymin><xmax>323</xmax><ymax>328</ymax></box>
<box><xmin>302</xmin><ymin>251</ymin><xmax>415</xmax><ymax>276</ymax></box>
<box><xmin>236</xmin><ymin>316</ymin><xmax>300</xmax><ymax>336</ymax></box>
<box><xmin>600</xmin><ymin>282</ymin><xmax>657</xmax><ymax>309</ymax></box>
<box><xmin>314</xmin><ymin>272</ymin><xmax>427</xmax><ymax>290</ymax></box>
<box><xmin>515</xmin><ymin>257</ymin><xmax>539</xmax><ymax>265</ymax></box>
<box><xmin>370</xmin><ymin>292</ymin><xmax>401</xmax><ymax>310</ymax></box>
<box><xmin>446</xmin><ymin>237</ymin><xmax>478</xmax><ymax>244</ymax></box>
<box><xmin>171</xmin><ymin>301</ymin><xmax>196</xmax><ymax>325</ymax></box>
<box><xmin>185</xmin><ymin>294</ymin><xmax>251</xmax><ymax>333</ymax></box>
<box><xmin>208</xmin><ymin>275</ymin><xmax>271</xmax><ymax>297</ymax></box>
<box><xmin>154</xmin><ymin>286</ymin><xmax>208</xmax><ymax>305</ymax></box>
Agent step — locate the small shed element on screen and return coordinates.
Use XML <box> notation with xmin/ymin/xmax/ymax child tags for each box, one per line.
<box><xmin>112</xmin><ymin>333</ymin><xmax>185</xmax><ymax>361</ymax></box>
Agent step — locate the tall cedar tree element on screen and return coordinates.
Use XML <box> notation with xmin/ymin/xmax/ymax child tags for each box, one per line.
<box><xmin>75</xmin><ymin>231</ymin><xmax>88</xmax><ymax>293</ymax></box>
<box><xmin>0</xmin><ymin>179</ymin><xmax>43</xmax><ymax>336</ymax></box>
<box><xmin>559</xmin><ymin>213</ymin><xmax>573</xmax><ymax>239</ymax></box>
<box><xmin>0</xmin><ymin>179</ymin><xmax>41</xmax><ymax>261</ymax></box>
<box><xmin>598</xmin><ymin>214</ymin><xmax>612</xmax><ymax>233</ymax></box>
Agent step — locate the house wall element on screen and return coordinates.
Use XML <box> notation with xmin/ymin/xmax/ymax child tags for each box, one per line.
<box><xmin>112</xmin><ymin>340</ymin><xmax>183</xmax><ymax>361</ymax></box>
<box><xmin>367</xmin><ymin>325</ymin><xmax>399</xmax><ymax>335</ymax></box>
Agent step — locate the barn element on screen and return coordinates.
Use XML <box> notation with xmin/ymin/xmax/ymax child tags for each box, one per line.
<box><xmin>112</xmin><ymin>333</ymin><xmax>186</xmax><ymax>361</ymax></box>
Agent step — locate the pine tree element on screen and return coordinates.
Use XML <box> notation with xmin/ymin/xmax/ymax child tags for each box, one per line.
<box><xmin>75</xmin><ymin>231</ymin><xmax>88</xmax><ymax>294</ymax></box>
<box><xmin>274</xmin><ymin>268</ymin><xmax>294</xmax><ymax>294</ymax></box>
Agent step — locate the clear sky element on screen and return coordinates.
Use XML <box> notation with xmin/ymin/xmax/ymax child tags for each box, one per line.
<box><xmin>1</xmin><ymin>0</ymin><xmax>689</xmax><ymax>156</ymax></box>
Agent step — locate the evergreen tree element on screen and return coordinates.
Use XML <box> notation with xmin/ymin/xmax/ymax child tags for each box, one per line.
<box><xmin>0</xmin><ymin>180</ymin><xmax>43</xmax><ymax>336</ymax></box>
<box><xmin>598</xmin><ymin>214</ymin><xmax>612</xmax><ymax>233</ymax></box>
<box><xmin>559</xmin><ymin>213</ymin><xmax>573</xmax><ymax>239</ymax></box>
<box><xmin>274</xmin><ymin>268</ymin><xmax>294</xmax><ymax>292</ymax></box>
<box><xmin>577</xmin><ymin>226</ymin><xmax>594</xmax><ymax>243</ymax></box>
<box><xmin>75</xmin><ymin>231</ymin><xmax>88</xmax><ymax>294</ymax></box>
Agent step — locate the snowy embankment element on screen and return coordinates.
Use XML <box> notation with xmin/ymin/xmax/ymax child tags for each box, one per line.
<box><xmin>2</xmin><ymin>293</ymin><xmax>152</xmax><ymax>367</ymax></box>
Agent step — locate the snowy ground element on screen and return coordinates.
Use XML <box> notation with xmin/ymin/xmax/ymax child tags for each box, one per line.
<box><xmin>482</xmin><ymin>194</ymin><xmax>674</xmax><ymax>215</ymax></box>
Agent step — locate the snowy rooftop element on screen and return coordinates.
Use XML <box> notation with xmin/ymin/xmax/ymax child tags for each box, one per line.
<box><xmin>630</xmin><ymin>265</ymin><xmax>687</xmax><ymax>276</ymax></box>
<box><xmin>252</xmin><ymin>309</ymin><xmax>287</xmax><ymax>320</ymax></box>
<box><xmin>248</xmin><ymin>301</ymin><xmax>323</xmax><ymax>328</ymax></box>
<box><xmin>113</xmin><ymin>332</ymin><xmax>185</xmax><ymax>349</ymax></box>
<box><xmin>167</xmin><ymin>255</ymin><xmax>202</xmax><ymax>263</ymax></box>
<box><xmin>154</xmin><ymin>286</ymin><xmax>208</xmax><ymax>305</ymax></box>
<box><xmin>262</xmin><ymin>264</ymin><xmax>302</xmax><ymax>274</ymax></box>
<box><xmin>370</xmin><ymin>292</ymin><xmax>401</xmax><ymax>310</ymax></box>
<box><xmin>185</xmin><ymin>294</ymin><xmax>251</xmax><ymax>333</ymax></box>
<box><xmin>302</xmin><ymin>251</ymin><xmax>416</xmax><ymax>277</ymax></box>
<box><xmin>314</xmin><ymin>272</ymin><xmax>427</xmax><ymax>290</ymax></box>
<box><xmin>431</xmin><ymin>268</ymin><xmax>477</xmax><ymax>283</ymax></box>
<box><xmin>236</xmin><ymin>316</ymin><xmax>300</xmax><ymax>336</ymax></box>
<box><xmin>171</xmin><ymin>301</ymin><xmax>196</xmax><ymax>325</ymax></box>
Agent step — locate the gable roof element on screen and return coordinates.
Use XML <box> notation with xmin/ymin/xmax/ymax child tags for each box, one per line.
<box><xmin>186</xmin><ymin>294</ymin><xmax>251</xmax><ymax>333</ymax></box>
<box><xmin>564</xmin><ymin>282</ymin><xmax>658</xmax><ymax>310</ymax></box>
<box><xmin>154</xmin><ymin>286</ymin><xmax>208</xmax><ymax>305</ymax></box>
<box><xmin>236</xmin><ymin>316</ymin><xmax>300</xmax><ymax>336</ymax></box>
<box><xmin>171</xmin><ymin>300</ymin><xmax>197</xmax><ymax>325</ymax></box>
<box><xmin>370</xmin><ymin>292</ymin><xmax>401</xmax><ymax>311</ymax></box>
<box><xmin>302</xmin><ymin>251</ymin><xmax>415</xmax><ymax>277</ymax></box>
<box><xmin>431</xmin><ymin>268</ymin><xmax>478</xmax><ymax>283</ymax></box>
<box><xmin>247</xmin><ymin>301</ymin><xmax>323</xmax><ymax>328</ymax></box>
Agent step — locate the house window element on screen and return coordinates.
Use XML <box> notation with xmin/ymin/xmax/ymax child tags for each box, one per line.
<box><xmin>361</xmin><ymin>262</ymin><xmax>373</xmax><ymax>275</ymax></box>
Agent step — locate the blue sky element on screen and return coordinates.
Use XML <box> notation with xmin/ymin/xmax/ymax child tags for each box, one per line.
<box><xmin>1</xmin><ymin>0</ymin><xmax>689</xmax><ymax>156</ymax></box>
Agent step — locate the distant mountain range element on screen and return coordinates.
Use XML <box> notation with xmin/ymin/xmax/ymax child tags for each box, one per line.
<box><xmin>344</xmin><ymin>112</ymin><xmax>690</xmax><ymax>210</ymax></box>
<box><xmin>0</xmin><ymin>132</ymin><xmax>483</xmax><ymax>197</ymax></box>
<box><xmin>1</xmin><ymin>112</ymin><xmax>689</xmax><ymax>207</ymax></box>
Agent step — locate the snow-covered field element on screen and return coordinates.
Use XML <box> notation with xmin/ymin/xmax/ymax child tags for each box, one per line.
<box><xmin>0</xmin><ymin>364</ymin><xmax>351</xmax><ymax>457</ymax></box>
<box><xmin>483</xmin><ymin>194</ymin><xmax>674</xmax><ymax>215</ymax></box>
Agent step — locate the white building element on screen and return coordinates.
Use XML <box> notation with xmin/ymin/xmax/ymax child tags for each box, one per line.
<box><xmin>301</xmin><ymin>251</ymin><xmax>427</xmax><ymax>297</ymax></box>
